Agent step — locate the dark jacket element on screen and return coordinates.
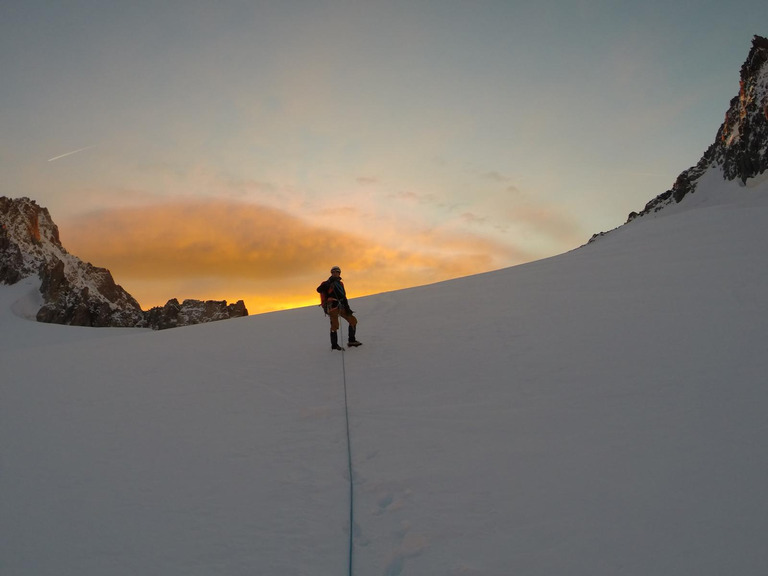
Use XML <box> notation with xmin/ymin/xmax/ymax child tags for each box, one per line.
<box><xmin>327</xmin><ymin>276</ymin><xmax>347</xmax><ymax>301</ymax></box>
<box><xmin>321</xmin><ymin>275</ymin><xmax>351</xmax><ymax>312</ymax></box>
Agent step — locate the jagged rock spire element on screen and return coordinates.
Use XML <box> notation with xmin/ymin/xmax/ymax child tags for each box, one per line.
<box><xmin>625</xmin><ymin>35</ymin><xmax>768</xmax><ymax>222</ymax></box>
<box><xmin>1</xmin><ymin>196</ymin><xmax>145</xmax><ymax>326</ymax></box>
<box><xmin>718</xmin><ymin>35</ymin><xmax>768</xmax><ymax>183</ymax></box>
<box><xmin>1</xmin><ymin>196</ymin><xmax>61</xmax><ymax>283</ymax></box>
<box><xmin>1</xmin><ymin>196</ymin><xmax>248</xmax><ymax>328</ymax></box>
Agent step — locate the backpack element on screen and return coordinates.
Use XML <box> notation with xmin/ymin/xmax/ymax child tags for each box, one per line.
<box><xmin>316</xmin><ymin>280</ymin><xmax>334</xmax><ymax>312</ymax></box>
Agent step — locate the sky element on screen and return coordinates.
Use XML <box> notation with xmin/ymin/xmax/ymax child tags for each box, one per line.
<box><xmin>1</xmin><ymin>0</ymin><xmax>765</xmax><ymax>312</ymax></box>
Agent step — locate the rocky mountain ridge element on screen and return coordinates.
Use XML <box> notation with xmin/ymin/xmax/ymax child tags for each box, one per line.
<box><xmin>592</xmin><ymin>35</ymin><xmax>767</xmax><ymax>240</ymax></box>
<box><xmin>1</xmin><ymin>197</ymin><xmax>247</xmax><ymax>329</ymax></box>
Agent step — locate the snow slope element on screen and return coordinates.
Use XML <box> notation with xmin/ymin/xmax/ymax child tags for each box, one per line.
<box><xmin>2</xmin><ymin>174</ymin><xmax>768</xmax><ymax>575</ymax></box>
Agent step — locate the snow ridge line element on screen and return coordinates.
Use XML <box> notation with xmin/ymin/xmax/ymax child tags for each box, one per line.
<box><xmin>338</xmin><ymin>325</ymin><xmax>355</xmax><ymax>576</ymax></box>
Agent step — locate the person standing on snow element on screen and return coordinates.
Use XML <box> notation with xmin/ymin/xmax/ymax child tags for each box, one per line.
<box><xmin>317</xmin><ymin>266</ymin><xmax>362</xmax><ymax>350</ymax></box>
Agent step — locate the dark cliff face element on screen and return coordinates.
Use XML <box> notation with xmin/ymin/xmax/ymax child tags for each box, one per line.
<box><xmin>1</xmin><ymin>196</ymin><xmax>146</xmax><ymax>327</ymax></box>
<box><xmin>623</xmin><ymin>35</ymin><xmax>768</xmax><ymax>224</ymax></box>
<box><xmin>1</xmin><ymin>196</ymin><xmax>59</xmax><ymax>283</ymax></box>
<box><xmin>0</xmin><ymin>222</ymin><xmax>25</xmax><ymax>285</ymax></box>
<box><xmin>1</xmin><ymin>196</ymin><xmax>248</xmax><ymax>329</ymax></box>
<box><xmin>718</xmin><ymin>35</ymin><xmax>768</xmax><ymax>183</ymax></box>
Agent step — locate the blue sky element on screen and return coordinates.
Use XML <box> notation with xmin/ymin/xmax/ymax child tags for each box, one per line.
<box><xmin>1</xmin><ymin>0</ymin><xmax>764</xmax><ymax>311</ymax></box>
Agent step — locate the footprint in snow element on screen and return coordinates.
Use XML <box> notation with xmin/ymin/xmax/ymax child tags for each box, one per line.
<box><xmin>384</xmin><ymin>531</ymin><xmax>429</xmax><ymax>576</ymax></box>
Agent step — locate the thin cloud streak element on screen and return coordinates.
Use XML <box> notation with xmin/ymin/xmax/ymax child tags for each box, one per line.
<box><xmin>47</xmin><ymin>145</ymin><xmax>97</xmax><ymax>162</ymax></box>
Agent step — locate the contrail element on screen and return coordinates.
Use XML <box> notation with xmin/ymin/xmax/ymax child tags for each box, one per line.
<box><xmin>47</xmin><ymin>145</ymin><xmax>96</xmax><ymax>162</ymax></box>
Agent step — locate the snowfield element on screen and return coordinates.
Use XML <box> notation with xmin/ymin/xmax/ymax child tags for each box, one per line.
<box><xmin>2</xmin><ymin>171</ymin><xmax>768</xmax><ymax>575</ymax></box>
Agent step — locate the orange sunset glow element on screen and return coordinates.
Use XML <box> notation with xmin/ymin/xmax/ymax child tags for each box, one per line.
<box><xmin>62</xmin><ymin>199</ymin><xmax>546</xmax><ymax>314</ymax></box>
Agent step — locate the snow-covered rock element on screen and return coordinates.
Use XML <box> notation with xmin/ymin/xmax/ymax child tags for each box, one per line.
<box><xmin>596</xmin><ymin>35</ymin><xmax>768</xmax><ymax>232</ymax></box>
<box><xmin>0</xmin><ymin>197</ymin><xmax>248</xmax><ymax>329</ymax></box>
<box><xmin>0</xmin><ymin>196</ymin><xmax>144</xmax><ymax>327</ymax></box>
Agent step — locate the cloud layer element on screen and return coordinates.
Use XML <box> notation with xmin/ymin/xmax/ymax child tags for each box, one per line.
<box><xmin>62</xmin><ymin>200</ymin><xmax>532</xmax><ymax>313</ymax></box>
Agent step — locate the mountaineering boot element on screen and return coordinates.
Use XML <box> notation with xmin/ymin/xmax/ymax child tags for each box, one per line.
<box><xmin>347</xmin><ymin>325</ymin><xmax>362</xmax><ymax>347</ymax></box>
<box><xmin>330</xmin><ymin>331</ymin><xmax>344</xmax><ymax>351</ymax></box>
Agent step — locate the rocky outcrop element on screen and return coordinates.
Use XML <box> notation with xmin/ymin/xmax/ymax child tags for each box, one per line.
<box><xmin>144</xmin><ymin>298</ymin><xmax>249</xmax><ymax>330</ymax></box>
<box><xmin>1</xmin><ymin>196</ymin><xmax>248</xmax><ymax>329</ymax></box>
<box><xmin>36</xmin><ymin>258</ymin><xmax>145</xmax><ymax>327</ymax></box>
<box><xmin>1</xmin><ymin>196</ymin><xmax>59</xmax><ymax>282</ymax></box>
<box><xmin>0</xmin><ymin>222</ymin><xmax>25</xmax><ymax>285</ymax></box>
<box><xmin>596</xmin><ymin>35</ymin><xmax>768</xmax><ymax>234</ymax></box>
<box><xmin>718</xmin><ymin>35</ymin><xmax>768</xmax><ymax>184</ymax></box>
<box><xmin>1</xmin><ymin>196</ymin><xmax>145</xmax><ymax>327</ymax></box>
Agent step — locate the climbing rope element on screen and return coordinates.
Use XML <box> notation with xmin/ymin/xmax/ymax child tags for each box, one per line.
<box><xmin>338</xmin><ymin>324</ymin><xmax>355</xmax><ymax>576</ymax></box>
